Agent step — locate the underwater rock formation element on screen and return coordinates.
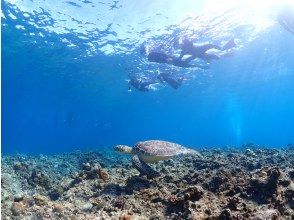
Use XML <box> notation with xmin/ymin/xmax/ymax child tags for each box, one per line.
<box><xmin>1</xmin><ymin>147</ymin><xmax>294</xmax><ymax>219</ymax></box>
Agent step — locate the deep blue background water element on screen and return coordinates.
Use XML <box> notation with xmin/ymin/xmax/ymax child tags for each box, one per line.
<box><xmin>2</xmin><ymin>0</ymin><xmax>294</xmax><ymax>154</ymax></box>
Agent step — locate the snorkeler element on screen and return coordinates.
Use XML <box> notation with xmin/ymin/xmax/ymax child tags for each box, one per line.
<box><xmin>178</xmin><ymin>38</ymin><xmax>236</xmax><ymax>63</ymax></box>
<box><xmin>140</xmin><ymin>45</ymin><xmax>209</xmax><ymax>69</ymax></box>
<box><xmin>277</xmin><ymin>6</ymin><xmax>294</xmax><ymax>35</ymax></box>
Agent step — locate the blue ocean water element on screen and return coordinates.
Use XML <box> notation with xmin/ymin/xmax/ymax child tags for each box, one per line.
<box><xmin>2</xmin><ymin>0</ymin><xmax>294</xmax><ymax>155</ymax></box>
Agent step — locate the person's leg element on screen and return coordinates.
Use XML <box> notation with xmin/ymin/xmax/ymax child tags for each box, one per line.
<box><xmin>165</xmin><ymin>76</ymin><xmax>182</xmax><ymax>89</ymax></box>
<box><xmin>198</xmin><ymin>44</ymin><xmax>222</xmax><ymax>52</ymax></box>
<box><xmin>182</xmin><ymin>55</ymin><xmax>196</xmax><ymax>63</ymax></box>
<box><xmin>222</xmin><ymin>39</ymin><xmax>236</xmax><ymax>50</ymax></box>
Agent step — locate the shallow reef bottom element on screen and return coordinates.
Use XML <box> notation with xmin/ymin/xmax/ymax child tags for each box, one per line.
<box><xmin>1</xmin><ymin>147</ymin><xmax>294</xmax><ymax>219</ymax></box>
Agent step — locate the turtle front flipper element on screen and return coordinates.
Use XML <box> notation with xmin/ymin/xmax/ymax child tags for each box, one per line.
<box><xmin>132</xmin><ymin>155</ymin><xmax>160</xmax><ymax>178</ymax></box>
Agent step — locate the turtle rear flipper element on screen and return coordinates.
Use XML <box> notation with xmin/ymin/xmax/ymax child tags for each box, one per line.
<box><xmin>132</xmin><ymin>155</ymin><xmax>160</xmax><ymax>178</ymax></box>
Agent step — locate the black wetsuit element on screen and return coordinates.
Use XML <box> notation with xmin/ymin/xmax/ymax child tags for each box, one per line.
<box><xmin>147</xmin><ymin>51</ymin><xmax>208</xmax><ymax>69</ymax></box>
<box><xmin>179</xmin><ymin>39</ymin><xmax>236</xmax><ymax>62</ymax></box>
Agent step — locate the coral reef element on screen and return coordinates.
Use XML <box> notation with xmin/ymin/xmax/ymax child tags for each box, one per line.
<box><xmin>1</xmin><ymin>146</ymin><xmax>294</xmax><ymax>219</ymax></box>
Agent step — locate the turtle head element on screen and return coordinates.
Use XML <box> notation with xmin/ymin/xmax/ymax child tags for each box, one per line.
<box><xmin>114</xmin><ymin>145</ymin><xmax>133</xmax><ymax>154</ymax></box>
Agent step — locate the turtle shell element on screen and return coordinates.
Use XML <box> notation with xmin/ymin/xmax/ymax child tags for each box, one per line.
<box><xmin>133</xmin><ymin>140</ymin><xmax>184</xmax><ymax>157</ymax></box>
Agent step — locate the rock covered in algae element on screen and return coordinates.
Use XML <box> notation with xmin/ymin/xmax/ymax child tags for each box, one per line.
<box><xmin>1</xmin><ymin>147</ymin><xmax>293</xmax><ymax>219</ymax></box>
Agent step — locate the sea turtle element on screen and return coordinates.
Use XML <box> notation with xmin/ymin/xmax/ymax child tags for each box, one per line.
<box><xmin>114</xmin><ymin>140</ymin><xmax>198</xmax><ymax>178</ymax></box>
